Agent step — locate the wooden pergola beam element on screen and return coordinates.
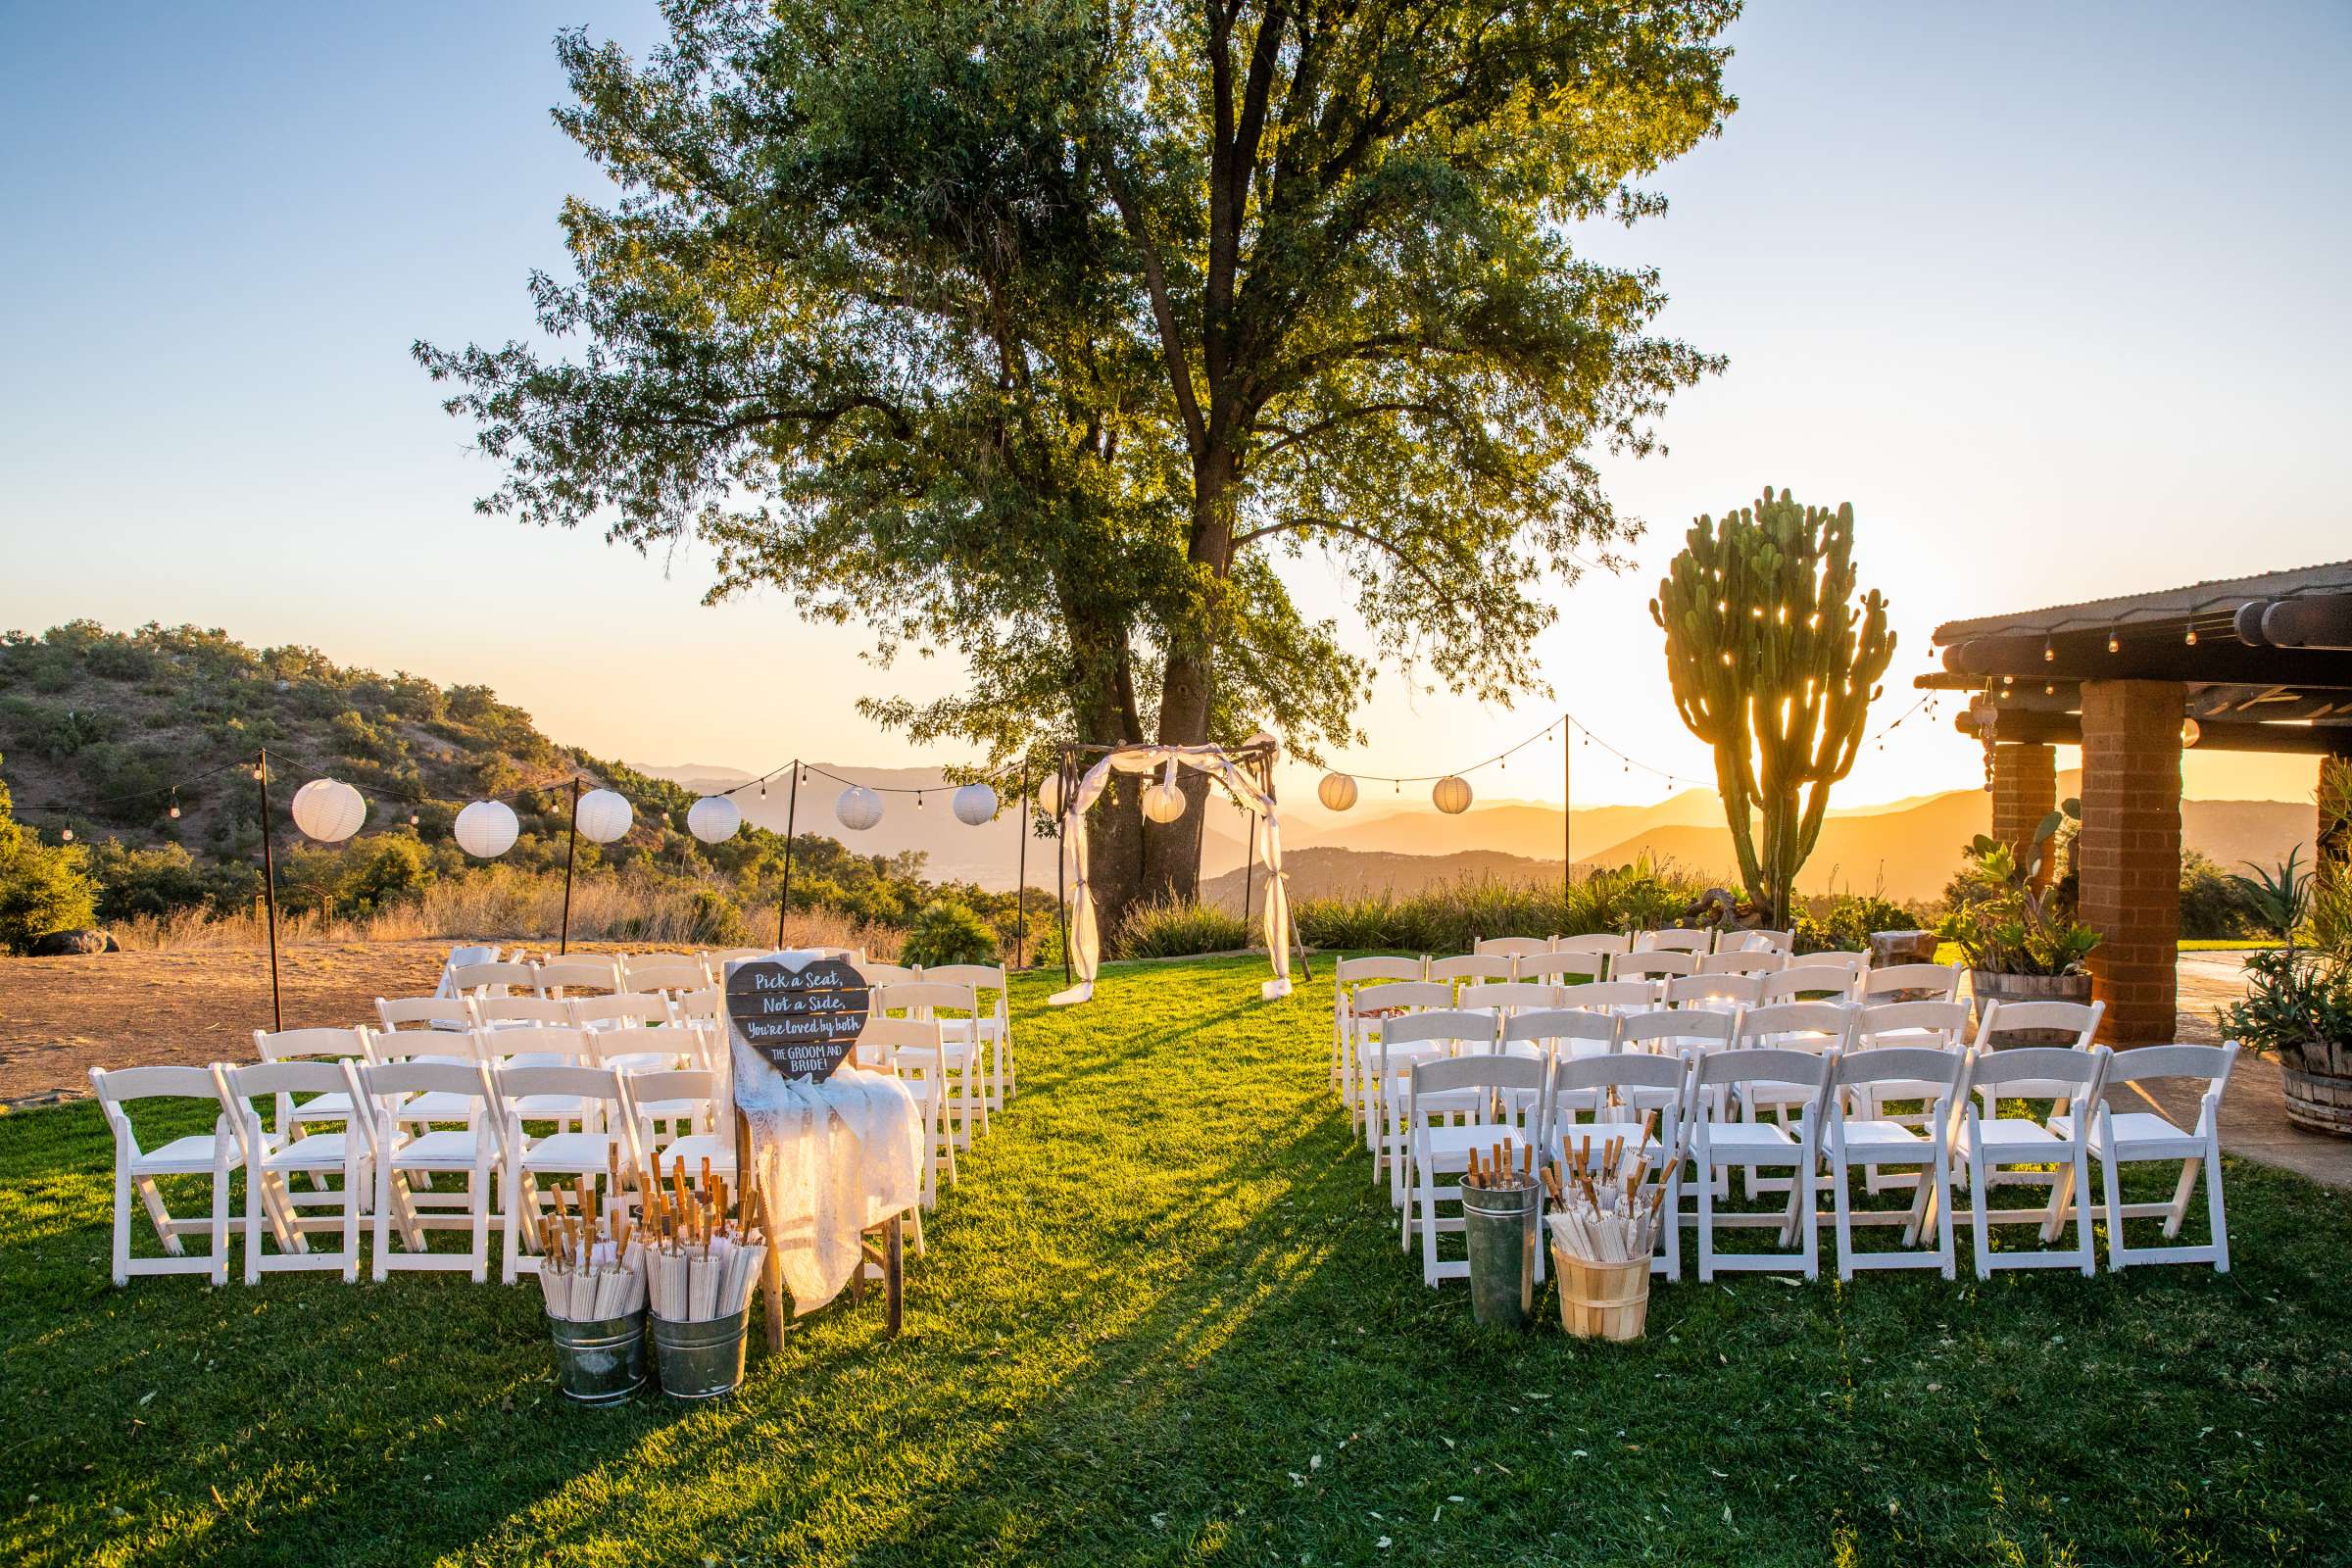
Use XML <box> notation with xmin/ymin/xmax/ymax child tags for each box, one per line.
<box><xmin>1943</xmin><ymin>630</ymin><xmax>2352</xmax><ymax>689</ymax></box>
<box><xmin>1956</xmin><ymin>710</ymin><xmax>2352</xmax><ymax>757</ymax></box>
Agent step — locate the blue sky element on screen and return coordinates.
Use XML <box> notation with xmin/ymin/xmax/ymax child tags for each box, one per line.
<box><xmin>2</xmin><ymin>2</ymin><xmax>2346</xmax><ymax>808</ymax></box>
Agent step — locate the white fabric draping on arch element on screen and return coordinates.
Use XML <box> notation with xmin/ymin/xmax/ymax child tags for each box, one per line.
<box><xmin>1050</xmin><ymin>744</ymin><xmax>1292</xmax><ymax>1005</ymax></box>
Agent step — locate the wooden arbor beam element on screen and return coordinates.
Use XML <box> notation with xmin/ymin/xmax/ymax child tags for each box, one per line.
<box><xmin>1955</xmin><ymin>710</ymin><xmax>2352</xmax><ymax>757</ymax></box>
<box><xmin>1944</xmin><ymin>631</ymin><xmax>2352</xmax><ymax>690</ymax></box>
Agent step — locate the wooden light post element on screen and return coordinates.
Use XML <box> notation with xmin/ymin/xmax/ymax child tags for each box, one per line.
<box><xmin>558</xmin><ymin>776</ymin><xmax>582</xmax><ymax>956</ymax></box>
<box><xmin>255</xmin><ymin>749</ymin><xmax>282</xmax><ymax>1032</ymax></box>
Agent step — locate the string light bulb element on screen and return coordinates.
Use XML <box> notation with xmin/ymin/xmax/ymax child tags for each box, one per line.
<box><xmin>168</xmin><ymin>790</ymin><xmax>181</xmax><ymax>819</ymax></box>
<box><xmin>2042</xmin><ymin>640</ymin><xmax>2055</xmax><ymax>662</ymax></box>
<box><xmin>409</xmin><ymin>812</ymin><xmax>419</xmax><ymax>826</ymax></box>
<box><xmin>2184</xmin><ymin>627</ymin><xmax>2198</xmax><ymax>646</ymax></box>
<box><xmin>60</xmin><ymin>827</ymin><xmax>73</xmax><ymax>842</ymax></box>
<box><xmin>2107</xmin><ymin>630</ymin><xmax>2120</xmax><ymax>654</ymax></box>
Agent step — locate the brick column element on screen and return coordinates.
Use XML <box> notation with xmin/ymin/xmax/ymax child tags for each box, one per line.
<box><xmin>1990</xmin><ymin>742</ymin><xmax>2058</xmax><ymax>886</ymax></box>
<box><xmin>2077</xmin><ymin>680</ymin><xmax>2184</xmax><ymax>1047</ymax></box>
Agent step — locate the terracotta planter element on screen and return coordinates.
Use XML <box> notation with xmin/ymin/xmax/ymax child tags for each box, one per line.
<box><xmin>1968</xmin><ymin>969</ymin><xmax>2095</xmax><ymax>1043</ymax></box>
<box><xmin>2281</xmin><ymin>1038</ymin><xmax>2352</xmax><ymax>1138</ymax></box>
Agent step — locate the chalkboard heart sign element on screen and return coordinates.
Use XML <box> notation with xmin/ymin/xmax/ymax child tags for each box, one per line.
<box><xmin>724</xmin><ymin>956</ymin><xmax>871</xmax><ymax>1083</ymax></box>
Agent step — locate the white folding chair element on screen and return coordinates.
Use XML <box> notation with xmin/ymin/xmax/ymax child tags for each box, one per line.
<box><xmin>1473</xmin><ymin>936</ymin><xmax>1552</xmax><ymax>969</ymax></box>
<box><xmin>1348</xmin><ymin>980</ymin><xmax>1455</xmax><ymax>1147</ymax></box>
<box><xmin>223</xmin><ymin>1059</ymin><xmax>369</xmax><ymax>1283</ymax></box>
<box><xmin>1733</xmin><ymin>1002</ymin><xmax>1855</xmax><ymax>1195</ymax></box>
<box><xmin>1699</xmin><ymin>949</ymin><xmax>1788</xmax><ymax>976</ymax></box>
<box><xmin>1851</xmin><ymin>1001</ymin><xmax>1975</xmax><ymax>1190</ymax></box>
<box><xmin>1502</xmin><ymin>1007</ymin><xmax>1618</xmax><ymax>1070</ymax></box>
<box><xmin>617</xmin><ymin>952</ymin><xmax>709</xmax><ymax>997</ymax></box>
<box><xmin>494</xmin><ymin>1063</ymin><xmax>635</xmax><ymax>1282</ymax></box>
<box><xmin>671</xmin><ymin>985</ymin><xmax>721</xmax><ymax>1023</ymax></box>
<box><xmin>872</xmin><ymin>981</ymin><xmax>986</xmax><ymax>1146</ymax></box>
<box><xmin>1966</xmin><ymin>1002</ymin><xmax>2104</xmax><ymax>1195</ymax></box>
<box><xmin>1518</xmin><ymin>951</ymin><xmax>1609</xmax><ymax>986</ymax></box>
<box><xmin>856</xmin><ymin>1018</ymin><xmax>955</xmax><ymax>1207</ymax></box>
<box><xmin>1428</xmin><ymin>954</ymin><xmax>1514</xmax><ymax>991</ymax></box>
<box><xmin>1760</xmin><ymin>963</ymin><xmax>1861</xmax><ymax>1004</ymax></box>
<box><xmin>1335</xmin><ymin>956</ymin><xmax>1425</xmax><ymax>1107</ymax></box>
<box><xmin>1953</xmin><ymin>1045</ymin><xmax>2112</xmax><ymax>1277</ymax></box>
<box><xmin>1860</xmin><ymin>962</ymin><xmax>1962</xmax><ymax>1004</ymax></box>
<box><xmin>432</xmin><ymin>944</ymin><xmax>501</xmax><ymax>999</ymax></box>
<box><xmin>1690</xmin><ymin>1048</ymin><xmax>1836</xmax><ymax>1281</ymax></box>
<box><xmin>1619</xmin><ymin>1006</ymin><xmax>1734</xmax><ymax>1142</ymax></box>
<box><xmin>927</xmin><ymin>961</ymin><xmax>1014</xmax><ymax>1109</ymax></box>
<box><xmin>375</xmin><ymin>995</ymin><xmax>473</xmax><ymax>1036</ymax></box>
<box><xmin>620</xmin><ymin>1066</ymin><xmax>735</xmax><ymax>1194</ymax></box>
<box><xmin>1823</xmin><ymin>1046</ymin><xmax>1971</xmax><ymax>1280</ymax></box>
<box><xmin>534</xmin><ymin>956</ymin><xmax>621</xmax><ymax>998</ymax></box>
<box><xmin>88</xmin><ymin>1065</ymin><xmax>242</xmax><ymax>1287</ymax></box>
<box><xmin>1545</xmin><ymin>1049</ymin><xmax>1689</xmax><ymax>1278</ymax></box>
<box><xmin>1375</xmin><ymin>1009</ymin><xmax>1499</xmax><ymax>1205</ymax></box>
<box><xmin>1724</xmin><ymin>928</ymin><xmax>1794</xmax><ymax>956</ymax></box>
<box><xmin>1555</xmin><ymin>932</ymin><xmax>1634</xmax><ymax>959</ymax></box>
<box><xmin>1664</xmin><ymin>972</ymin><xmax>1763</xmax><ymax>1014</ymax></box>
<box><xmin>2053</xmin><ymin>1043</ymin><xmax>2237</xmax><ymax>1272</ymax></box>
<box><xmin>1612</xmin><ymin>951</ymin><xmax>1697</xmax><ymax>984</ymax></box>
<box><xmin>1637</xmin><ymin>927</ymin><xmax>1714</xmax><ymax>956</ymax></box>
<box><xmin>470</xmin><ymin>995</ymin><xmax>575</xmax><ymax>1030</ymax></box>
<box><xmin>1401</xmin><ymin>1054</ymin><xmax>1549</xmax><ymax>1286</ymax></box>
<box><xmin>450</xmin><ymin>959</ymin><xmax>538</xmax><ymax>999</ymax></box>
<box><xmin>356</xmin><ymin>1059</ymin><xmax>500</xmax><ymax>1281</ymax></box>
<box><xmin>251</xmin><ymin>1026</ymin><xmax>371</xmax><ymax>1129</ymax></box>
<box><xmin>858</xmin><ymin>961</ymin><xmax>923</xmax><ymax>987</ymax></box>
<box><xmin>1456</xmin><ymin>981</ymin><xmax>1561</xmax><ymax>1022</ymax></box>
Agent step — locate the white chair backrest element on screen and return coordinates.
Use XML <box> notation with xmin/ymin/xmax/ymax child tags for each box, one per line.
<box><xmin>621</xmin><ymin>1066</ymin><xmax>718</xmax><ymax>1134</ymax></box>
<box><xmin>1761</xmin><ymin>964</ymin><xmax>1860</xmax><ymax>1004</ymax></box>
<box><xmin>1427</xmin><ymin>954</ymin><xmax>1514</xmax><ymax>986</ymax></box>
<box><xmin>1554</xmin><ymin>932</ymin><xmax>1634</xmax><ymax>957</ymax></box>
<box><xmin>471</xmin><ymin>996</ymin><xmax>574</xmax><ymax>1029</ymax></box>
<box><xmin>1458</xmin><ymin>981</ymin><xmax>1560</xmax><ymax>1013</ymax></box>
<box><xmin>1699</xmin><ymin>950</ymin><xmax>1788</xmax><ymax>975</ymax></box>
<box><xmin>356</xmin><ymin>1059</ymin><xmax>496</xmax><ymax>1135</ymax></box>
<box><xmin>856</xmin><ymin>1015</ymin><xmax>943</xmax><ymax>1066</ymax></box>
<box><xmin>858</xmin><ymin>961</ymin><xmax>923</xmax><ymax>987</ymax></box>
<box><xmin>253</xmin><ymin>1026</ymin><xmax>370</xmax><ymax>1063</ymax></box>
<box><xmin>1856</xmin><ymin>1001</ymin><xmax>1972</xmax><ymax>1049</ymax></box>
<box><xmin>1338</xmin><ymin>956</ymin><xmax>1424</xmax><ymax>985</ymax></box>
<box><xmin>1967</xmin><ymin>1043</ymin><xmax>2110</xmax><ymax>1102</ymax></box>
<box><xmin>924</xmin><ymin>962</ymin><xmax>1008</xmax><ymax>996</ymax></box>
<box><xmin>1474</xmin><ymin>936</ymin><xmax>1552</xmax><ymax>959</ymax></box>
<box><xmin>1550</xmin><ymin>1047</ymin><xmax>1690</xmax><ymax>1131</ymax></box>
<box><xmin>89</xmin><ymin>1065</ymin><xmax>231</xmax><ymax>1146</ymax></box>
<box><xmin>1973</xmin><ymin>1000</ymin><xmax>2102</xmax><ymax>1051</ymax></box>
<box><xmin>1559</xmin><ymin>979</ymin><xmax>1663</xmax><ymax>1014</ymax></box>
<box><xmin>433</xmin><ymin>944</ymin><xmax>501</xmax><ymax>999</ymax></box>
<box><xmin>1861</xmin><ymin>962</ymin><xmax>1961</xmax><ymax>1002</ymax></box>
<box><xmin>1501</xmin><ymin>1008</ymin><xmax>1619</xmax><ymax>1054</ymax></box>
<box><xmin>473</xmin><ymin>1024</ymin><xmax>596</xmax><ymax>1068</ymax></box>
<box><xmin>1801</xmin><ymin>950</ymin><xmax>1870</xmax><ymax>972</ymax></box>
<box><xmin>1738</xmin><ymin>1001</ymin><xmax>1855</xmax><ymax>1053</ymax></box>
<box><xmin>1517</xmin><ymin>951</ymin><xmax>1608</xmax><ymax>985</ymax></box>
<box><xmin>1620</xmin><ymin>1005</ymin><xmax>1737</xmax><ymax>1055</ymax></box>
<box><xmin>1664</xmin><ymin>973</ymin><xmax>1763</xmax><ymax>1010</ymax></box>
<box><xmin>224</xmin><ymin>1058</ymin><xmax>363</xmax><ymax>1136</ymax></box>
<box><xmin>619</xmin><ymin>953</ymin><xmax>709</xmax><ymax>995</ymax></box>
<box><xmin>1409</xmin><ymin>1052</ymin><xmax>1547</xmax><ymax>1099</ymax></box>
<box><xmin>1694</xmin><ymin>1046</ymin><xmax>1838</xmax><ymax>1104</ymax></box>
<box><xmin>1380</xmin><ymin>1008</ymin><xmax>1501</xmax><ymax>1051</ymax></box>
<box><xmin>1611</xmin><ymin>951</ymin><xmax>1697</xmax><ymax>981</ymax></box>
<box><xmin>1831</xmin><ymin>1045</ymin><xmax>1967</xmax><ymax>1103</ymax></box>
<box><xmin>534</xmin><ymin>956</ymin><xmax>621</xmax><ymax>997</ymax></box>
<box><xmin>873</xmin><ymin>980</ymin><xmax>979</xmax><ymax>1018</ymax></box>
<box><xmin>1725</xmin><ymin>928</ymin><xmax>1793</xmax><ymax>955</ymax></box>
<box><xmin>1637</xmin><ymin>927</ymin><xmax>1714</xmax><ymax>955</ymax></box>
<box><xmin>672</xmin><ymin>986</ymin><xmax>720</xmax><ymax>1022</ymax></box>
<box><xmin>1352</xmin><ymin>980</ymin><xmax>1455</xmax><ymax>1016</ymax></box>
<box><xmin>2101</xmin><ymin>1043</ymin><xmax>2236</xmax><ymax>1104</ymax></box>
<box><xmin>569</xmin><ymin>994</ymin><xmax>671</xmax><ymax>1031</ymax></box>
<box><xmin>376</xmin><ymin>996</ymin><xmax>471</xmax><ymax>1033</ymax></box>
<box><xmin>451</xmin><ymin>959</ymin><xmax>537</xmax><ymax>997</ymax></box>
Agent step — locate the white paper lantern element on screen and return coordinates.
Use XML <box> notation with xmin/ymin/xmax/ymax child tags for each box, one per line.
<box><xmin>1317</xmin><ymin>772</ymin><xmax>1358</xmax><ymax>811</ymax></box>
<box><xmin>454</xmin><ymin>799</ymin><xmax>519</xmax><ymax>858</ymax></box>
<box><xmin>1246</xmin><ymin>730</ymin><xmax>1283</xmax><ymax>762</ymax></box>
<box><xmin>1142</xmin><ymin>778</ymin><xmax>1188</xmax><ymax>824</ymax></box>
<box><xmin>289</xmin><ymin>778</ymin><xmax>367</xmax><ymax>843</ymax></box>
<box><xmin>952</xmin><ymin>783</ymin><xmax>999</xmax><ymax>826</ymax></box>
<box><xmin>1036</xmin><ymin>772</ymin><xmax>1062</xmax><ymax>817</ymax></box>
<box><xmin>1432</xmin><ymin>775</ymin><xmax>1473</xmax><ymax>815</ymax></box>
<box><xmin>687</xmin><ymin>794</ymin><xmax>742</xmax><ymax>843</ymax></box>
<box><xmin>835</xmin><ymin>785</ymin><xmax>884</xmax><ymax>832</ymax></box>
<box><xmin>573</xmin><ymin>787</ymin><xmax>634</xmax><ymax>844</ymax></box>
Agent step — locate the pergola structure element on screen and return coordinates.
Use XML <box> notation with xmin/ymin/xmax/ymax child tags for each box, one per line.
<box><xmin>1922</xmin><ymin>560</ymin><xmax>2352</xmax><ymax>1046</ymax></box>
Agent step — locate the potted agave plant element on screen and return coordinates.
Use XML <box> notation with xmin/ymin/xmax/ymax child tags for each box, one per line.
<box><xmin>1939</xmin><ymin>805</ymin><xmax>2101</xmax><ymax>1038</ymax></box>
<box><xmin>2220</xmin><ymin>847</ymin><xmax>2352</xmax><ymax>1137</ymax></box>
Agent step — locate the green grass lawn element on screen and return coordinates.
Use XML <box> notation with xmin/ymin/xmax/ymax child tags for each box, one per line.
<box><xmin>5</xmin><ymin>955</ymin><xmax>2350</xmax><ymax>1566</ymax></box>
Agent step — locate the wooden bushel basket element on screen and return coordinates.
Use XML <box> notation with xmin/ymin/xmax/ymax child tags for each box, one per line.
<box><xmin>1551</xmin><ymin>1249</ymin><xmax>1651</xmax><ymax>1342</ymax></box>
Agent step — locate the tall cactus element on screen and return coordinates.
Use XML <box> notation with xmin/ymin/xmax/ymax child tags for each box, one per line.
<box><xmin>1650</xmin><ymin>488</ymin><xmax>1895</xmax><ymax>927</ymax></box>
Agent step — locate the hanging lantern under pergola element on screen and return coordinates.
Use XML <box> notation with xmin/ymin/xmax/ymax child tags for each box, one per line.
<box><xmin>836</xmin><ymin>785</ymin><xmax>884</xmax><ymax>831</ymax></box>
<box><xmin>687</xmin><ymin>794</ymin><xmax>742</xmax><ymax>843</ymax></box>
<box><xmin>1142</xmin><ymin>778</ymin><xmax>1188</xmax><ymax>824</ymax></box>
<box><xmin>454</xmin><ymin>800</ymin><xmax>519</xmax><ymax>858</ymax></box>
<box><xmin>1036</xmin><ymin>773</ymin><xmax>1063</xmax><ymax>817</ymax></box>
<box><xmin>1317</xmin><ymin>772</ymin><xmax>1358</xmax><ymax>811</ymax></box>
<box><xmin>952</xmin><ymin>783</ymin><xmax>999</xmax><ymax>825</ymax></box>
<box><xmin>573</xmin><ymin>787</ymin><xmax>634</xmax><ymax>844</ymax></box>
<box><xmin>1432</xmin><ymin>775</ymin><xmax>1473</xmax><ymax>815</ymax></box>
<box><xmin>289</xmin><ymin>778</ymin><xmax>367</xmax><ymax>843</ymax></box>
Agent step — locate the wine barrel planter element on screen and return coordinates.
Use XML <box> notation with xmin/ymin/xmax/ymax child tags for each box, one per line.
<box><xmin>1969</xmin><ymin>969</ymin><xmax>2095</xmax><ymax>1044</ymax></box>
<box><xmin>2281</xmin><ymin>1039</ymin><xmax>2352</xmax><ymax>1138</ymax></box>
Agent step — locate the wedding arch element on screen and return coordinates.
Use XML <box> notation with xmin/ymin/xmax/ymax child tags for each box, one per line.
<box><xmin>1049</xmin><ymin>737</ymin><xmax>1296</xmax><ymax>1005</ymax></box>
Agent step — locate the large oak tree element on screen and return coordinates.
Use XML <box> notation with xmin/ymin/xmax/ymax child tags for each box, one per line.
<box><xmin>418</xmin><ymin>0</ymin><xmax>1737</xmax><ymax>925</ymax></box>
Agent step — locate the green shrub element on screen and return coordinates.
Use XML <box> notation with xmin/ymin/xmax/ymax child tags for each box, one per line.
<box><xmin>901</xmin><ymin>898</ymin><xmax>1002</xmax><ymax>967</ymax></box>
<box><xmin>2178</xmin><ymin>849</ymin><xmax>2265</xmax><ymax>941</ymax></box>
<box><xmin>1294</xmin><ymin>860</ymin><xmax>1709</xmax><ymax>954</ymax></box>
<box><xmin>1110</xmin><ymin>897</ymin><xmax>1250</xmax><ymax>959</ymax></box>
<box><xmin>86</xmin><ymin>839</ymin><xmax>256</xmax><ymax>922</ymax></box>
<box><xmin>1794</xmin><ymin>893</ymin><xmax>1916</xmax><ymax>954</ymax></box>
<box><xmin>687</xmin><ymin>887</ymin><xmax>750</xmax><ymax>947</ymax></box>
<box><xmin>0</xmin><ymin>755</ymin><xmax>98</xmax><ymax>950</ymax></box>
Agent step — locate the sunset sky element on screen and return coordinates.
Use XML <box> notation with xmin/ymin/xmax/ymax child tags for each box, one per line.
<box><xmin>3</xmin><ymin>2</ymin><xmax>2345</xmax><ymax>810</ymax></box>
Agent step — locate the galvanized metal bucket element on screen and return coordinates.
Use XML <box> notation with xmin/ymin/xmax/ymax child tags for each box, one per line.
<box><xmin>1462</xmin><ymin>1181</ymin><xmax>1539</xmax><ymax>1330</ymax></box>
<box><xmin>652</xmin><ymin>1308</ymin><xmax>749</xmax><ymax>1400</ymax></box>
<box><xmin>548</xmin><ymin>1310</ymin><xmax>647</xmax><ymax>1406</ymax></box>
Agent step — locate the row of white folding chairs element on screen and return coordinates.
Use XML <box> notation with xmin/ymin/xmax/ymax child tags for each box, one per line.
<box><xmin>1468</xmin><ymin>928</ymin><xmax>1798</xmax><ymax>961</ymax></box>
<box><xmin>1333</xmin><ymin>961</ymin><xmax>1953</xmax><ymax>1125</ymax></box>
<box><xmin>1386</xmin><ymin>1025</ymin><xmax>2234</xmax><ymax>1287</ymax></box>
<box><xmin>87</xmin><ymin>1054</ymin><xmax>746</xmax><ymax>1287</ymax></box>
<box><xmin>1362</xmin><ymin>997</ymin><xmax>2096</xmax><ymax>1198</ymax></box>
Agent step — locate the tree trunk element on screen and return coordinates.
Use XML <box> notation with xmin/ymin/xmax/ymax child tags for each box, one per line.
<box><xmin>1133</xmin><ymin>444</ymin><xmax>1236</xmax><ymax>908</ymax></box>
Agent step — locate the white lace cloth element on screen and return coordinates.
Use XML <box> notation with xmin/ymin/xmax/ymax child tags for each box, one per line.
<box><xmin>729</xmin><ymin>1035</ymin><xmax>922</xmax><ymax>1316</ymax></box>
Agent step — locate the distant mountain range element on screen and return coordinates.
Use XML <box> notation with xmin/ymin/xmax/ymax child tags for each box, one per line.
<box><xmin>637</xmin><ymin>763</ymin><xmax>2317</xmax><ymax>906</ymax></box>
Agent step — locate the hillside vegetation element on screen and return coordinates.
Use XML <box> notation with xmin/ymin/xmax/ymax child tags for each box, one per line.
<box><xmin>0</xmin><ymin>622</ymin><xmax>1037</xmax><ymax>956</ymax></box>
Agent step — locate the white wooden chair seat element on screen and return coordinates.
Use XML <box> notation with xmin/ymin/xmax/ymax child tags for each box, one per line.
<box><xmin>392</xmin><ymin>1128</ymin><xmax>490</xmax><ymax>1166</ymax></box>
<box><xmin>1831</xmin><ymin>1118</ymin><xmax>1930</xmax><ymax>1155</ymax></box>
<box><xmin>1955</xmin><ymin>1116</ymin><xmax>2062</xmax><ymax>1159</ymax></box>
<box><xmin>1703</xmin><ymin>1122</ymin><xmax>1800</xmax><ymax>1158</ymax></box>
<box><xmin>260</xmin><ymin>1129</ymin><xmax>361</xmax><ymax>1172</ymax></box>
<box><xmin>1414</xmin><ymin>1123</ymin><xmax>1538</xmax><ymax>1167</ymax></box>
<box><xmin>2049</xmin><ymin>1109</ymin><xmax>2204</xmax><ymax>1160</ymax></box>
<box><xmin>134</xmin><ymin>1133</ymin><xmax>237</xmax><ymax>1175</ymax></box>
<box><xmin>518</xmin><ymin>1130</ymin><xmax>622</xmax><ymax>1172</ymax></box>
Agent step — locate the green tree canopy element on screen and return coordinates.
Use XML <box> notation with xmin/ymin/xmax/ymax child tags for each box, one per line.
<box><xmin>418</xmin><ymin>0</ymin><xmax>1737</xmax><ymax>917</ymax></box>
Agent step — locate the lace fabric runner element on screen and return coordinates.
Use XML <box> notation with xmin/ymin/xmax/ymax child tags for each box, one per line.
<box><xmin>729</xmin><ymin>997</ymin><xmax>922</xmax><ymax>1316</ymax></box>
